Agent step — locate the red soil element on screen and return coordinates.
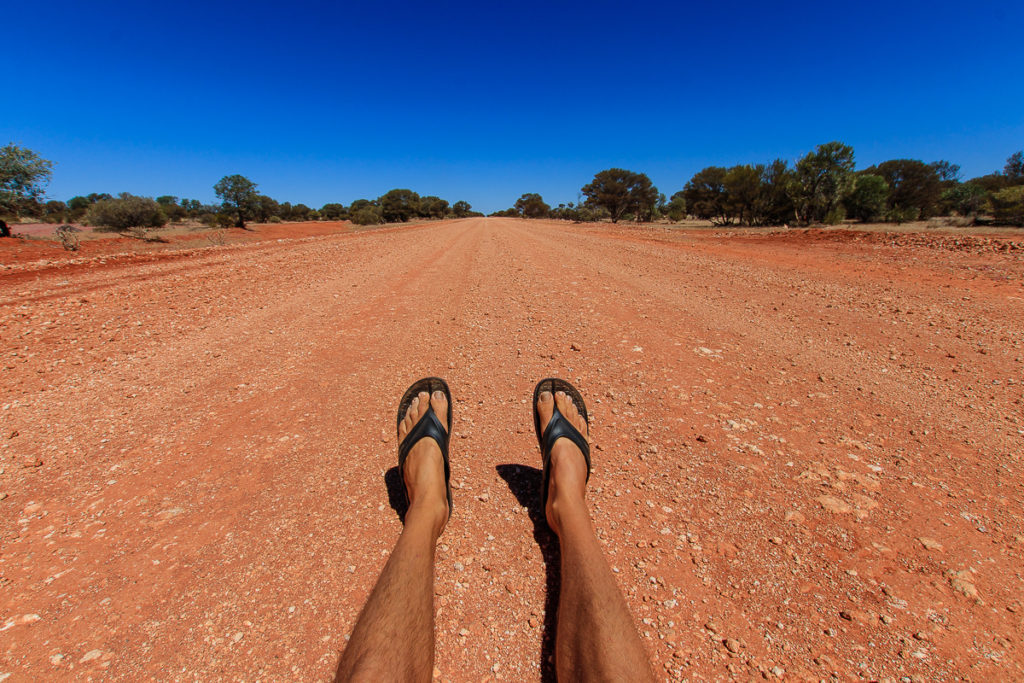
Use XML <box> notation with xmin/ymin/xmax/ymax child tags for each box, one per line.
<box><xmin>1</xmin><ymin>218</ymin><xmax>1022</xmax><ymax>680</ymax></box>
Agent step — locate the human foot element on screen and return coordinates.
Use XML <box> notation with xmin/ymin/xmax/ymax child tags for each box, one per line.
<box><xmin>536</xmin><ymin>389</ymin><xmax>590</xmax><ymax>535</ymax></box>
<box><xmin>398</xmin><ymin>389</ymin><xmax>450</xmax><ymax>532</ymax></box>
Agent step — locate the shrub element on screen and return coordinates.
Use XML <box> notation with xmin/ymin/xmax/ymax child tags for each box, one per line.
<box><xmin>351</xmin><ymin>207</ymin><xmax>383</xmax><ymax>225</ymax></box>
<box><xmin>991</xmin><ymin>186</ymin><xmax>1024</xmax><ymax>226</ymax></box>
<box><xmin>55</xmin><ymin>224</ymin><xmax>81</xmax><ymax>251</ymax></box>
<box><xmin>267</xmin><ymin>215</ymin><xmax>282</xmax><ymax>223</ymax></box>
<box><xmin>86</xmin><ymin>193</ymin><xmax>167</xmax><ymax>232</ymax></box>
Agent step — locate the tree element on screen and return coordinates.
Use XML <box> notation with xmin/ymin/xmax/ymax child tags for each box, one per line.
<box><xmin>942</xmin><ymin>182</ymin><xmax>987</xmax><ymax>217</ymax></box>
<box><xmin>320</xmin><ymin>203</ymin><xmax>347</xmax><ymax>220</ymax></box>
<box><xmin>156</xmin><ymin>195</ymin><xmax>187</xmax><ymax>222</ymax></box>
<box><xmin>665</xmin><ymin>191</ymin><xmax>687</xmax><ymax>221</ymax></box>
<box><xmin>418</xmin><ymin>196</ymin><xmax>450</xmax><ymax>219</ymax></box>
<box><xmin>351</xmin><ymin>205</ymin><xmax>383</xmax><ymax>225</ymax></box>
<box><xmin>867</xmin><ymin>159</ymin><xmax>943</xmax><ymax>220</ymax></box>
<box><xmin>213</xmin><ymin>174</ymin><xmax>259</xmax><ymax>228</ymax></box>
<box><xmin>1005</xmin><ymin>151</ymin><xmax>1024</xmax><ymax>184</ymax></box>
<box><xmin>85</xmin><ymin>193</ymin><xmax>167</xmax><ymax>232</ymax></box>
<box><xmin>791</xmin><ymin>141</ymin><xmax>855</xmax><ymax>224</ymax></box>
<box><xmin>929</xmin><ymin>160</ymin><xmax>961</xmax><ymax>183</ymax></box>
<box><xmin>67</xmin><ymin>196</ymin><xmax>91</xmax><ymax>222</ymax></box>
<box><xmin>0</xmin><ymin>143</ymin><xmax>54</xmax><ymax>219</ymax></box>
<box><xmin>253</xmin><ymin>195</ymin><xmax>281</xmax><ymax>222</ymax></box>
<box><xmin>844</xmin><ymin>174</ymin><xmax>889</xmax><ymax>222</ymax></box>
<box><xmin>723</xmin><ymin>165</ymin><xmax>763</xmax><ymax>225</ymax></box>
<box><xmin>682</xmin><ymin>166</ymin><xmax>729</xmax><ymax>223</ymax></box>
<box><xmin>991</xmin><ymin>186</ymin><xmax>1024</xmax><ymax>226</ymax></box>
<box><xmin>452</xmin><ymin>200</ymin><xmax>472</xmax><ymax>218</ymax></box>
<box><xmin>759</xmin><ymin>159</ymin><xmax>795</xmax><ymax>225</ymax></box>
<box><xmin>581</xmin><ymin>169</ymin><xmax>658</xmax><ymax>223</ymax></box>
<box><xmin>42</xmin><ymin>200</ymin><xmax>68</xmax><ymax>223</ymax></box>
<box><xmin>378</xmin><ymin>189</ymin><xmax>420</xmax><ymax>222</ymax></box>
<box><xmin>513</xmin><ymin>193</ymin><xmax>551</xmax><ymax>218</ymax></box>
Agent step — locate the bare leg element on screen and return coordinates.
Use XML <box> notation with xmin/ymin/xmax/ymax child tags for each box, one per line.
<box><xmin>336</xmin><ymin>391</ymin><xmax>449</xmax><ymax>683</ymax></box>
<box><xmin>538</xmin><ymin>390</ymin><xmax>656</xmax><ymax>683</ymax></box>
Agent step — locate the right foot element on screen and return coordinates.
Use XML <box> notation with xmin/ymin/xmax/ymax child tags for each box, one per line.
<box><xmin>536</xmin><ymin>390</ymin><xmax>590</xmax><ymax>535</ymax></box>
<box><xmin>398</xmin><ymin>390</ymin><xmax>450</xmax><ymax>533</ymax></box>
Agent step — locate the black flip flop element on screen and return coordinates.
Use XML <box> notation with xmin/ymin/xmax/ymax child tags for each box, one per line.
<box><xmin>532</xmin><ymin>377</ymin><xmax>591</xmax><ymax>509</ymax></box>
<box><xmin>396</xmin><ymin>377</ymin><xmax>453</xmax><ymax>515</ymax></box>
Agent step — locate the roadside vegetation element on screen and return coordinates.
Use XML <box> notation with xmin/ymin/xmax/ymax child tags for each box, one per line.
<box><xmin>2</xmin><ymin>142</ymin><xmax>1023</xmax><ymax>235</ymax></box>
<box><xmin>489</xmin><ymin>145</ymin><xmax>1024</xmax><ymax>227</ymax></box>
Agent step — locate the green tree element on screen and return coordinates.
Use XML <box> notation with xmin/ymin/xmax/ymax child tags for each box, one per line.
<box><xmin>351</xmin><ymin>205</ymin><xmax>383</xmax><ymax>225</ymax></box>
<box><xmin>42</xmin><ymin>200</ymin><xmax>68</xmax><ymax>223</ymax></box>
<box><xmin>253</xmin><ymin>195</ymin><xmax>281</xmax><ymax>222</ymax></box>
<box><xmin>156</xmin><ymin>195</ymin><xmax>187</xmax><ymax>222</ymax></box>
<box><xmin>791</xmin><ymin>141</ymin><xmax>856</xmax><ymax>224</ymax></box>
<box><xmin>665</xmin><ymin>191</ymin><xmax>687</xmax><ymax>221</ymax></box>
<box><xmin>759</xmin><ymin>159</ymin><xmax>795</xmax><ymax>225</ymax></box>
<box><xmin>452</xmin><ymin>200</ymin><xmax>472</xmax><ymax>218</ymax></box>
<box><xmin>67</xmin><ymin>196</ymin><xmax>91</xmax><ymax>222</ymax></box>
<box><xmin>378</xmin><ymin>189</ymin><xmax>421</xmax><ymax>222</ymax></box>
<box><xmin>942</xmin><ymin>182</ymin><xmax>987</xmax><ymax>217</ymax></box>
<box><xmin>513</xmin><ymin>193</ymin><xmax>551</xmax><ymax>218</ymax></box>
<box><xmin>581</xmin><ymin>169</ymin><xmax>658</xmax><ymax>223</ymax></box>
<box><xmin>683</xmin><ymin>166</ymin><xmax>729</xmax><ymax>223</ymax></box>
<box><xmin>213</xmin><ymin>174</ymin><xmax>259</xmax><ymax>228</ymax></box>
<box><xmin>320</xmin><ymin>203</ymin><xmax>347</xmax><ymax>220</ymax></box>
<box><xmin>0</xmin><ymin>143</ymin><xmax>54</xmax><ymax>219</ymax></box>
<box><xmin>1004</xmin><ymin>151</ymin><xmax>1024</xmax><ymax>184</ymax></box>
<box><xmin>723</xmin><ymin>165</ymin><xmax>763</xmax><ymax>225</ymax></box>
<box><xmin>843</xmin><ymin>174</ymin><xmax>889</xmax><ymax>222</ymax></box>
<box><xmin>419</xmin><ymin>196</ymin><xmax>450</xmax><ymax>219</ymax></box>
<box><xmin>991</xmin><ymin>186</ymin><xmax>1024</xmax><ymax>226</ymax></box>
<box><xmin>85</xmin><ymin>193</ymin><xmax>168</xmax><ymax>232</ymax></box>
<box><xmin>867</xmin><ymin>159</ymin><xmax>943</xmax><ymax>221</ymax></box>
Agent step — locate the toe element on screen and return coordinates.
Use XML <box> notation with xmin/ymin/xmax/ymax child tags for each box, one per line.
<box><xmin>554</xmin><ymin>390</ymin><xmax>588</xmax><ymax>440</ymax></box>
<box><xmin>429</xmin><ymin>390</ymin><xmax>449</xmax><ymax>433</ymax></box>
<box><xmin>537</xmin><ymin>390</ymin><xmax>554</xmax><ymax>432</ymax></box>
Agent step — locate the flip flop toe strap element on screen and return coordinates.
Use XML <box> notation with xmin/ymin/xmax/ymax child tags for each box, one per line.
<box><xmin>398</xmin><ymin>406</ymin><xmax>450</xmax><ymax>465</ymax></box>
<box><xmin>542</xmin><ymin>407</ymin><xmax>591</xmax><ymax>470</ymax></box>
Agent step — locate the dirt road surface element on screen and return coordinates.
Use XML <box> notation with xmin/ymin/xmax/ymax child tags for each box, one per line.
<box><xmin>2</xmin><ymin>218</ymin><xmax>1022</xmax><ymax>681</ymax></box>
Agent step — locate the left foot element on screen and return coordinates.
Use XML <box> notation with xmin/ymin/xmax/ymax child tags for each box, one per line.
<box><xmin>398</xmin><ymin>390</ymin><xmax>450</xmax><ymax>532</ymax></box>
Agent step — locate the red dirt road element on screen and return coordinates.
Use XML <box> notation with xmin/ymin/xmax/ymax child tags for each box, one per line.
<box><xmin>2</xmin><ymin>218</ymin><xmax>1022</xmax><ymax>681</ymax></box>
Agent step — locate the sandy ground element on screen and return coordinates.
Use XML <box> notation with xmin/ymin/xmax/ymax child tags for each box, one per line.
<box><xmin>1</xmin><ymin>217</ymin><xmax>1022</xmax><ymax>681</ymax></box>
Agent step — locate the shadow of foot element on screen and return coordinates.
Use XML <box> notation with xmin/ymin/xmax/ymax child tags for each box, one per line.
<box><xmin>496</xmin><ymin>464</ymin><xmax>560</xmax><ymax>682</ymax></box>
<box><xmin>384</xmin><ymin>466</ymin><xmax>407</xmax><ymax>523</ymax></box>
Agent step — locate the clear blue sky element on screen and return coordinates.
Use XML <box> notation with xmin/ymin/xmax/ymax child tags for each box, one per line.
<box><xmin>4</xmin><ymin>0</ymin><xmax>1022</xmax><ymax>213</ymax></box>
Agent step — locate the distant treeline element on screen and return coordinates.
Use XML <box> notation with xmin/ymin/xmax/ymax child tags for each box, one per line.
<box><xmin>0</xmin><ymin>146</ymin><xmax>481</xmax><ymax>233</ymax></box>
<box><xmin>2</xmin><ymin>142</ymin><xmax>1023</xmax><ymax>235</ymax></box>
<box><xmin>491</xmin><ymin>143</ymin><xmax>1024</xmax><ymax>227</ymax></box>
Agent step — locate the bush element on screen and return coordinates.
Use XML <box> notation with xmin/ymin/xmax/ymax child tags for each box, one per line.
<box><xmin>267</xmin><ymin>215</ymin><xmax>282</xmax><ymax>223</ymax></box>
<box><xmin>991</xmin><ymin>186</ymin><xmax>1024</xmax><ymax>226</ymax></box>
<box><xmin>55</xmin><ymin>224</ymin><xmax>81</xmax><ymax>251</ymax></box>
<box><xmin>86</xmin><ymin>193</ymin><xmax>167</xmax><ymax>232</ymax></box>
<box><xmin>351</xmin><ymin>207</ymin><xmax>383</xmax><ymax>225</ymax></box>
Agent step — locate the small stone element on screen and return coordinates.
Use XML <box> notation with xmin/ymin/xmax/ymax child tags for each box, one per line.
<box><xmin>49</xmin><ymin>654</ymin><xmax>65</xmax><ymax>665</ymax></box>
<box><xmin>80</xmin><ymin>650</ymin><xmax>102</xmax><ymax>663</ymax></box>
<box><xmin>696</xmin><ymin>434</ymin><xmax>708</xmax><ymax>443</ymax></box>
<box><xmin>768</xmin><ymin>536</ymin><xmax>783</xmax><ymax>545</ymax></box>
<box><xmin>815</xmin><ymin>495</ymin><xmax>853</xmax><ymax>514</ymax></box>
<box><xmin>458</xmin><ymin>628</ymin><xmax>470</xmax><ymax>637</ymax></box>
<box><xmin>784</xmin><ymin>510</ymin><xmax>805</xmax><ymax>523</ymax></box>
<box><xmin>704</xmin><ymin>621</ymin><xmax>720</xmax><ymax>634</ymax></box>
<box><xmin>433</xmin><ymin>666</ymin><xmax>442</xmax><ymax>679</ymax></box>
<box><xmin>21</xmin><ymin>457</ymin><xmax>43</xmax><ymax>469</ymax></box>
<box><xmin>918</xmin><ymin>537</ymin><xmax>943</xmax><ymax>551</ymax></box>
<box><xmin>570</xmin><ymin>343</ymin><xmax>581</xmax><ymax>351</ymax></box>
<box><xmin>723</xmin><ymin>638</ymin><xmax>741</xmax><ymax>654</ymax></box>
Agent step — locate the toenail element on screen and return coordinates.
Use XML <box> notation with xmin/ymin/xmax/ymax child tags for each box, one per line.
<box><xmin>433</xmin><ymin>390</ymin><xmax>443</xmax><ymax>400</ymax></box>
<box><xmin>540</xmin><ymin>390</ymin><xmax>552</xmax><ymax>401</ymax></box>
